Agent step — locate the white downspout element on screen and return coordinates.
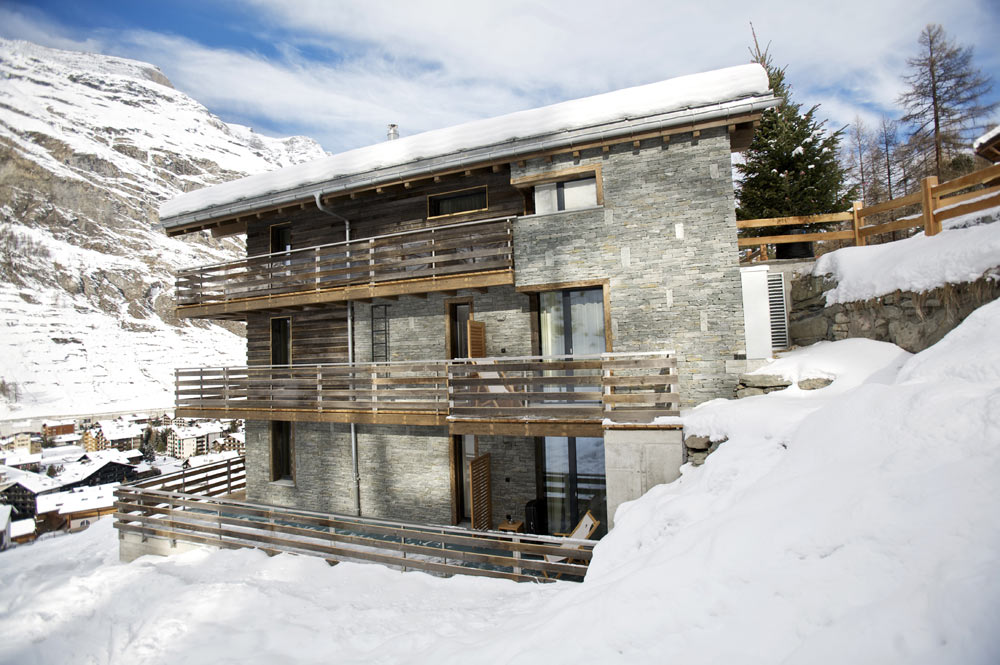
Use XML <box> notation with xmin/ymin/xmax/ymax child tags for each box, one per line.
<box><xmin>314</xmin><ymin>193</ymin><xmax>362</xmax><ymax>516</ymax></box>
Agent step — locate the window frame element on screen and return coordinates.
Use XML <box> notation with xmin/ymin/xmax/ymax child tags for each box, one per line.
<box><xmin>426</xmin><ymin>186</ymin><xmax>489</xmax><ymax>219</ymax></box>
<box><xmin>270</xmin><ymin>420</ymin><xmax>294</xmax><ymax>483</ymax></box>
<box><xmin>510</xmin><ymin>163</ymin><xmax>604</xmax><ymax>214</ymax></box>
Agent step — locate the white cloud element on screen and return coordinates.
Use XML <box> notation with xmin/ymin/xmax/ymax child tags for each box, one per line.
<box><xmin>1</xmin><ymin>0</ymin><xmax>998</xmax><ymax>153</ymax></box>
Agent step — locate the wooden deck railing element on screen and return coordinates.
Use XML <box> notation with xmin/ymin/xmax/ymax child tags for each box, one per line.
<box><xmin>175</xmin><ymin>352</ymin><xmax>679</xmax><ymax>427</ymax></box>
<box><xmin>176</xmin><ymin>361</ymin><xmax>450</xmax><ymax>420</ymax></box>
<box><xmin>449</xmin><ymin>351</ymin><xmax>679</xmax><ymax>424</ymax></box>
<box><xmin>114</xmin><ymin>481</ymin><xmax>596</xmax><ymax>582</ymax></box>
<box><xmin>176</xmin><ymin>216</ymin><xmax>514</xmax><ymax>308</ymax></box>
<box><xmin>740</xmin><ymin>163</ymin><xmax>1000</xmax><ymax>262</ymax></box>
<box><xmin>130</xmin><ymin>455</ymin><xmax>246</xmax><ymax>496</ymax></box>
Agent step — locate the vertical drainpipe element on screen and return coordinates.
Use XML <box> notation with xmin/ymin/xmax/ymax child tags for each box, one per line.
<box><xmin>314</xmin><ymin>192</ymin><xmax>362</xmax><ymax>516</ymax></box>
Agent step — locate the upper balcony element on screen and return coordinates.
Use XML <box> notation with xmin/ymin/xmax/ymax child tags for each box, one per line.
<box><xmin>176</xmin><ymin>217</ymin><xmax>514</xmax><ymax>319</ymax></box>
<box><xmin>175</xmin><ymin>352</ymin><xmax>679</xmax><ymax>437</ymax></box>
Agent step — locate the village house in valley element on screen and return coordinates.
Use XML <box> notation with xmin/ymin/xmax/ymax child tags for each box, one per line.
<box><xmin>158</xmin><ymin>64</ymin><xmax>777</xmax><ymax>536</ymax></box>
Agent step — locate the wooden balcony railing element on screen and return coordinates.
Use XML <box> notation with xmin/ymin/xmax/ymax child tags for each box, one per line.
<box><xmin>115</xmin><ymin>478</ymin><xmax>596</xmax><ymax>582</ymax></box>
<box><xmin>176</xmin><ymin>361</ymin><xmax>451</xmax><ymax>426</ymax></box>
<box><xmin>175</xmin><ymin>352</ymin><xmax>678</xmax><ymax>433</ymax></box>
<box><xmin>176</xmin><ymin>217</ymin><xmax>514</xmax><ymax>316</ymax></box>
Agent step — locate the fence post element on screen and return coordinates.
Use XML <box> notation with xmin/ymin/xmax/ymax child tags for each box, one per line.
<box><xmin>852</xmin><ymin>201</ymin><xmax>865</xmax><ymax>247</ymax></box>
<box><xmin>921</xmin><ymin>176</ymin><xmax>939</xmax><ymax>236</ymax></box>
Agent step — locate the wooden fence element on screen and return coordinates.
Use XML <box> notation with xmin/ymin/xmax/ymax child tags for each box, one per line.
<box><xmin>740</xmin><ymin>163</ymin><xmax>1000</xmax><ymax>262</ymax></box>
<box><xmin>176</xmin><ymin>217</ymin><xmax>514</xmax><ymax>308</ymax></box>
<box><xmin>115</xmin><ymin>467</ymin><xmax>596</xmax><ymax>582</ymax></box>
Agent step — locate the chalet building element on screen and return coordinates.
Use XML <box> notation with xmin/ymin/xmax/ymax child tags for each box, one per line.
<box><xmin>42</xmin><ymin>420</ymin><xmax>75</xmax><ymax>439</ymax></box>
<box><xmin>159</xmin><ymin>64</ymin><xmax>778</xmax><ymax>535</ymax></box>
<box><xmin>166</xmin><ymin>422</ymin><xmax>229</xmax><ymax>459</ymax></box>
<box><xmin>0</xmin><ymin>466</ymin><xmax>61</xmax><ymax>520</ymax></box>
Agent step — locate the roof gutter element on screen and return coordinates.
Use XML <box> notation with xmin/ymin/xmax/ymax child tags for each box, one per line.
<box><xmin>161</xmin><ymin>93</ymin><xmax>778</xmax><ymax>231</ymax></box>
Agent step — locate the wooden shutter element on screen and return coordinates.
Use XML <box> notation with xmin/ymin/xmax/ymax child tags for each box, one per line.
<box><xmin>466</xmin><ymin>319</ymin><xmax>486</xmax><ymax>358</ymax></box>
<box><xmin>470</xmin><ymin>453</ymin><xmax>492</xmax><ymax>530</ymax></box>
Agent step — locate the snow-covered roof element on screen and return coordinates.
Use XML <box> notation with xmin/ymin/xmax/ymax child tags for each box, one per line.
<box><xmin>97</xmin><ymin>419</ymin><xmax>144</xmax><ymax>441</ymax></box>
<box><xmin>0</xmin><ymin>465</ymin><xmax>62</xmax><ymax>494</ymax></box>
<box><xmin>160</xmin><ymin>64</ymin><xmax>775</xmax><ymax>228</ymax></box>
<box><xmin>183</xmin><ymin>450</ymin><xmax>239</xmax><ymax>467</ymax></box>
<box><xmin>55</xmin><ymin>450</ymin><xmax>137</xmax><ymax>486</ymax></box>
<box><xmin>974</xmin><ymin>125</ymin><xmax>1000</xmax><ymax>150</ymax></box>
<box><xmin>172</xmin><ymin>422</ymin><xmax>228</xmax><ymax>440</ymax></box>
<box><xmin>10</xmin><ymin>518</ymin><xmax>35</xmax><ymax>538</ymax></box>
<box><xmin>0</xmin><ymin>451</ymin><xmax>42</xmax><ymax>467</ymax></box>
<box><xmin>36</xmin><ymin>482</ymin><xmax>118</xmax><ymax>515</ymax></box>
<box><xmin>52</xmin><ymin>434</ymin><xmax>82</xmax><ymax>445</ymax></box>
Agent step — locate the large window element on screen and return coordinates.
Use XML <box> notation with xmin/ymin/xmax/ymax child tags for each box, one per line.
<box><xmin>271</xmin><ymin>421</ymin><xmax>293</xmax><ymax>482</ymax></box>
<box><xmin>538</xmin><ymin>286</ymin><xmax>607</xmax><ymax>536</ymax></box>
<box><xmin>533</xmin><ymin>177</ymin><xmax>598</xmax><ymax>215</ymax></box>
<box><xmin>428</xmin><ymin>186</ymin><xmax>488</xmax><ymax>218</ymax></box>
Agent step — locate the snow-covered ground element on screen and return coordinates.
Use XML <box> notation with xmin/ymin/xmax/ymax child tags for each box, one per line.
<box><xmin>2</xmin><ymin>299</ymin><xmax>998</xmax><ymax>664</ymax></box>
<box><xmin>815</xmin><ymin>202</ymin><xmax>1000</xmax><ymax>304</ymax></box>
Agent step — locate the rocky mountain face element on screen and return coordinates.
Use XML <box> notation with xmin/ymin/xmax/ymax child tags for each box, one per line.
<box><xmin>0</xmin><ymin>39</ymin><xmax>328</xmax><ymax>420</ymax></box>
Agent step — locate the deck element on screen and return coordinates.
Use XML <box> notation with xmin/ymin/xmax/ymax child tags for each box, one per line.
<box><xmin>115</xmin><ymin>456</ymin><xmax>596</xmax><ymax>582</ymax></box>
<box><xmin>175</xmin><ymin>352</ymin><xmax>679</xmax><ymax>436</ymax></box>
<box><xmin>176</xmin><ymin>217</ymin><xmax>514</xmax><ymax>319</ymax></box>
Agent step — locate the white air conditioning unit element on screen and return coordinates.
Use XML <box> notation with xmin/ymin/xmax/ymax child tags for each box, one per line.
<box><xmin>767</xmin><ymin>272</ymin><xmax>789</xmax><ymax>350</ymax></box>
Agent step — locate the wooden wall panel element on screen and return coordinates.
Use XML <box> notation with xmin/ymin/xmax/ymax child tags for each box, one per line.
<box><xmin>247</xmin><ymin>306</ymin><xmax>349</xmax><ymax>366</ymax></box>
<box><xmin>246</xmin><ymin>168</ymin><xmax>524</xmax><ymax>257</ymax></box>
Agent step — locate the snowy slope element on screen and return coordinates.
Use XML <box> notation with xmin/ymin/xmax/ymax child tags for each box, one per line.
<box><xmin>0</xmin><ymin>39</ymin><xmax>328</xmax><ymax>419</ymax></box>
<box><xmin>2</xmin><ymin>301</ymin><xmax>998</xmax><ymax>664</ymax></box>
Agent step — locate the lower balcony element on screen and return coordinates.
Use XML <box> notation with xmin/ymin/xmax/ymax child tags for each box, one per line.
<box><xmin>175</xmin><ymin>352</ymin><xmax>679</xmax><ymax>436</ymax></box>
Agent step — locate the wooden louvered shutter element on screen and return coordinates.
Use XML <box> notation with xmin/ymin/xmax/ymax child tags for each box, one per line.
<box><xmin>466</xmin><ymin>319</ymin><xmax>486</xmax><ymax>358</ymax></box>
<box><xmin>470</xmin><ymin>453</ymin><xmax>492</xmax><ymax>530</ymax></box>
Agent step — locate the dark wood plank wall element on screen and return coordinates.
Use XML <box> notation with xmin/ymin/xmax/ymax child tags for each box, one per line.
<box><xmin>246</xmin><ymin>168</ymin><xmax>525</xmax><ymax>256</ymax></box>
<box><xmin>247</xmin><ymin>307</ymin><xmax>349</xmax><ymax>366</ymax></box>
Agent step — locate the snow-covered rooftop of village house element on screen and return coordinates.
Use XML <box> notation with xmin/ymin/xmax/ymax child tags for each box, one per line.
<box><xmin>172</xmin><ymin>422</ymin><xmax>229</xmax><ymax>440</ymax></box>
<box><xmin>973</xmin><ymin>124</ymin><xmax>1000</xmax><ymax>150</ymax></box>
<box><xmin>160</xmin><ymin>64</ymin><xmax>774</xmax><ymax>226</ymax></box>
<box><xmin>0</xmin><ymin>465</ymin><xmax>61</xmax><ymax>494</ymax></box>
<box><xmin>10</xmin><ymin>518</ymin><xmax>34</xmax><ymax>539</ymax></box>
<box><xmin>96</xmin><ymin>419</ymin><xmax>144</xmax><ymax>441</ymax></box>
<box><xmin>36</xmin><ymin>482</ymin><xmax>117</xmax><ymax>516</ymax></box>
<box><xmin>183</xmin><ymin>450</ymin><xmax>239</xmax><ymax>467</ymax></box>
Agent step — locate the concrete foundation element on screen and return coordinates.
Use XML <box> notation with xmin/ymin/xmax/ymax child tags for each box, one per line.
<box><xmin>604</xmin><ymin>426</ymin><xmax>684</xmax><ymax>528</ymax></box>
<box><xmin>118</xmin><ymin>530</ymin><xmax>207</xmax><ymax>562</ymax></box>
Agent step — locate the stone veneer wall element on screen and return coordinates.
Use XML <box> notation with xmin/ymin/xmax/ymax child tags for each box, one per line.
<box><xmin>512</xmin><ymin>128</ymin><xmax>748</xmax><ymax>407</ymax></box>
<box><xmin>245</xmin><ymin>130</ymin><xmax>750</xmax><ymax>525</ymax></box>
<box><xmin>790</xmin><ymin>271</ymin><xmax>1000</xmax><ymax>352</ymax></box>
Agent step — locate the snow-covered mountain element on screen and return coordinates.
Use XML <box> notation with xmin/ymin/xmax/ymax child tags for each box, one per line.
<box><xmin>0</xmin><ymin>39</ymin><xmax>328</xmax><ymax>420</ymax></box>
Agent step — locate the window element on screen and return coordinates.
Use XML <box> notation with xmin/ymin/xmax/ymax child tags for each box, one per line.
<box><xmin>271</xmin><ymin>317</ymin><xmax>290</xmax><ymax>365</ymax></box>
<box><xmin>270</xmin><ymin>224</ymin><xmax>291</xmax><ymax>253</ymax></box>
<box><xmin>428</xmin><ymin>186</ymin><xmax>487</xmax><ymax>217</ymax></box>
<box><xmin>271</xmin><ymin>421</ymin><xmax>293</xmax><ymax>482</ymax></box>
<box><xmin>371</xmin><ymin>304</ymin><xmax>389</xmax><ymax>362</ymax></box>
<box><xmin>533</xmin><ymin>177</ymin><xmax>597</xmax><ymax>214</ymax></box>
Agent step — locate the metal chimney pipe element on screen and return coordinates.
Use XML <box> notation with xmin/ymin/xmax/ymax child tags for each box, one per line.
<box><xmin>387</xmin><ymin>124</ymin><xmax>399</xmax><ymax>141</ymax></box>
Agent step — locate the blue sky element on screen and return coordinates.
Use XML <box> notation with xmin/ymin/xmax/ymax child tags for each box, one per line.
<box><xmin>2</xmin><ymin>0</ymin><xmax>998</xmax><ymax>154</ymax></box>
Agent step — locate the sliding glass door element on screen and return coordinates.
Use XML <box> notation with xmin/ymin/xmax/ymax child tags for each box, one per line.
<box><xmin>539</xmin><ymin>287</ymin><xmax>607</xmax><ymax>536</ymax></box>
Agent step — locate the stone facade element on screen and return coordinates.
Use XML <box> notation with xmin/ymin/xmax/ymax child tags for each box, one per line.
<box><xmin>243</xmin><ymin>129</ymin><xmax>750</xmax><ymax>530</ymax></box>
<box><xmin>790</xmin><ymin>270</ymin><xmax>1000</xmax><ymax>352</ymax></box>
<box><xmin>513</xmin><ymin>128</ymin><xmax>747</xmax><ymax>407</ymax></box>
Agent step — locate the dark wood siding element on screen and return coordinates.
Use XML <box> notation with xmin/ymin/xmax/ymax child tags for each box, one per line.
<box><xmin>246</xmin><ymin>167</ymin><xmax>524</xmax><ymax>257</ymax></box>
<box><xmin>247</xmin><ymin>306</ymin><xmax>349</xmax><ymax>366</ymax></box>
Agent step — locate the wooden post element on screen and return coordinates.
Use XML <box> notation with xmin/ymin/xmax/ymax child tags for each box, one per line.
<box><xmin>760</xmin><ymin>244</ymin><xmax>768</xmax><ymax>262</ymax></box>
<box><xmin>852</xmin><ymin>201</ymin><xmax>865</xmax><ymax>247</ymax></box>
<box><xmin>921</xmin><ymin>176</ymin><xmax>939</xmax><ymax>236</ymax></box>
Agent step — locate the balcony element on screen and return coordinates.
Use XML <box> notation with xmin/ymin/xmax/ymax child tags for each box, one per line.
<box><xmin>175</xmin><ymin>352</ymin><xmax>679</xmax><ymax>436</ymax></box>
<box><xmin>176</xmin><ymin>217</ymin><xmax>515</xmax><ymax>319</ymax></box>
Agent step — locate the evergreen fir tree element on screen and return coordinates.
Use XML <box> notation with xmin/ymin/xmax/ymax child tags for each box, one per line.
<box><xmin>736</xmin><ymin>29</ymin><xmax>855</xmax><ymax>224</ymax></box>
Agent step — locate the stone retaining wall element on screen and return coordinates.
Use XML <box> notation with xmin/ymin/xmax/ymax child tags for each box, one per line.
<box><xmin>789</xmin><ymin>271</ymin><xmax>1000</xmax><ymax>353</ymax></box>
